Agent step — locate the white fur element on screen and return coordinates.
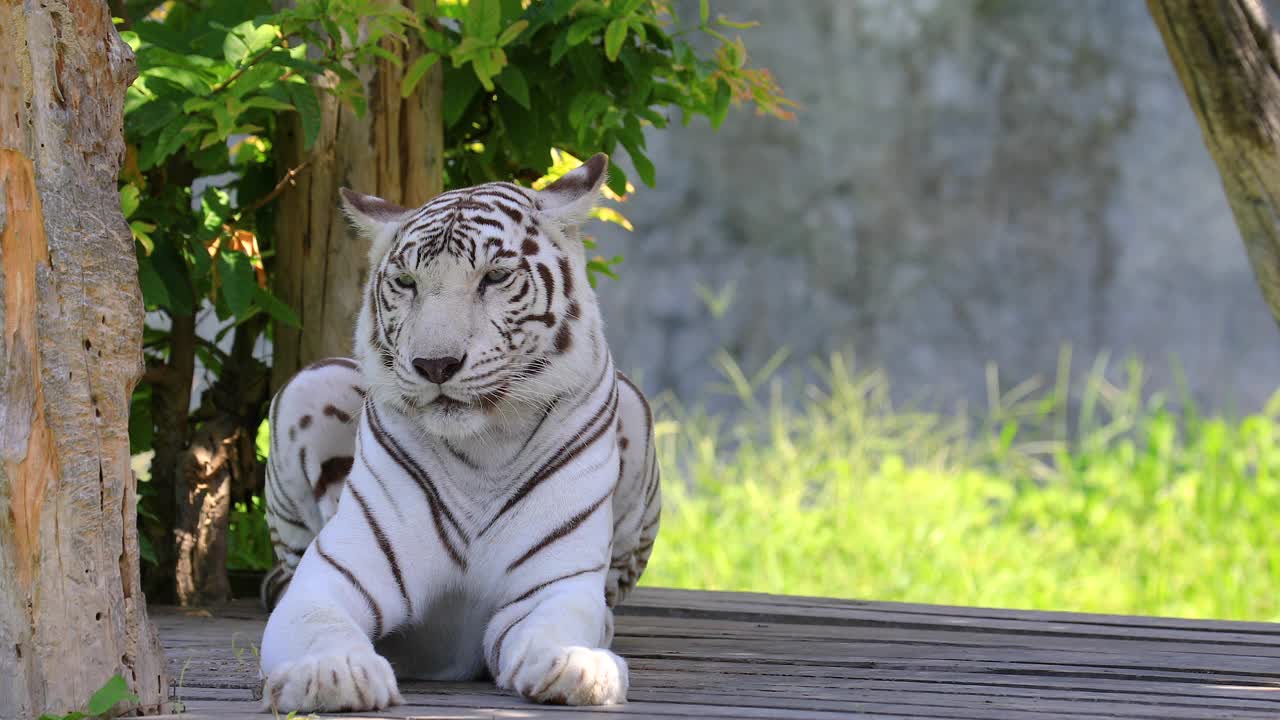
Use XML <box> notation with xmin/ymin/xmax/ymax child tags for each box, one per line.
<box><xmin>260</xmin><ymin>158</ymin><xmax>660</xmax><ymax>713</ymax></box>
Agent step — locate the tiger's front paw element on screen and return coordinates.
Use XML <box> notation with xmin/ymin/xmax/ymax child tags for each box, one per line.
<box><xmin>261</xmin><ymin>647</ymin><xmax>403</xmax><ymax>713</ymax></box>
<box><xmin>510</xmin><ymin>645</ymin><xmax>628</xmax><ymax>705</ymax></box>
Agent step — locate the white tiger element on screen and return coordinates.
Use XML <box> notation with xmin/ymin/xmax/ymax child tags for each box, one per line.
<box><xmin>258</xmin><ymin>155</ymin><xmax>660</xmax><ymax>713</ymax></box>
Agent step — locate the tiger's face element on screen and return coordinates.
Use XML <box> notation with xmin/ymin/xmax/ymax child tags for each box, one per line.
<box><xmin>341</xmin><ymin>155</ymin><xmax>609</xmax><ymax>440</ymax></box>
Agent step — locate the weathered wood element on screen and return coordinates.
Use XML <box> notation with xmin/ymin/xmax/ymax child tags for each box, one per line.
<box><xmin>0</xmin><ymin>0</ymin><xmax>167</xmax><ymax>715</ymax></box>
<box><xmin>151</xmin><ymin>588</ymin><xmax>1280</xmax><ymax>719</ymax></box>
<box><xmin>627</xmin><ymin>587</ymin><xmax>1280</xmax><ymax>635</ymax></box>
<box><xmin>1149</xmin><ymin>0</ymin><xmax>1280</xmax><ymax>326</ymax></box>
<box><xmin>270</xmin><ymin>0</ymin><xmax>444</xmax><ymax>390</ymax></box>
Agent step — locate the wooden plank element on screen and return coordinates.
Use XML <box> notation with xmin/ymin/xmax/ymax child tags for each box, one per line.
<box><xmin>162</xmin><ymin>688</ymin><xmax>1132</xmax><ymax>720</ymax></box>
<box><xmin>629</xmin><ymin>658</ymin><xmax>1280</xmax><ymax>705</ymax></box>
<box><xmin>616</xmin><ymin>616</ymin><xmax>1280</xmax><ymax>658</ymax></box>
<box><xmin>152</xmin><ymin>698</ymin><xmax>888</xmax><ymax>719</ymax></box>
<box><xmin>629</xmin><ymin>673</ymin><xmax>1280</xmax><ymax>717</ymax></box>
<box><xmin>621</xmin><ymin>588</ymin><xmax>1280</xmax><ymax>643</ymax></box>
<box><xmin>613</xmin><ymin>635</ymin><xmax>1278</xmax><ymax>676</ymax></box>
<box><xmin>152</xmin><ymin>588</ymin><xmax>1280</xmax><ymax>719</ymax></box>
<box><xmin>165</xmin><ymin>658</ymin><xmax>1280</xmax><ymax>717</ymax></box>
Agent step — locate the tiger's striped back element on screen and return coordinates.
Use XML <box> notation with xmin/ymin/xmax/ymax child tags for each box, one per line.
<box><xmin>261</xmin><ymin>358</ymin><xmax>365</xmax><ymax>609</ymax></box>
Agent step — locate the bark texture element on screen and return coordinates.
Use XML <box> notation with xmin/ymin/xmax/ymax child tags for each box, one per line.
<box><xmin>271</xmin><ymin>2</ymin><xmax>444</xmax><ymax>390</ymax></box>
<box><xmin>1150</xmin><ymin>0</ymin><xmax>1280</xmax><ymax>326</ymax></box>
<box><xmin>0</xmin><ymin>0</ymin><xmax>167</xmax><ymax>716</ymax></box>
<box><xmin>173</xmin><ymin>417</ymin><xmax>236</xmax><ymax>606</ymax></box>
<box><xmin>173</xmin><ymin>317</ymin><xmax>268</xmax><ymax>606</ymax></box>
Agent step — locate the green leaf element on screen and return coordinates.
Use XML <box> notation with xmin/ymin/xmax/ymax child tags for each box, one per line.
<box><xmin>214</xmin><ymin>304</ymin><xmax>263</xmax><ymax>341</ymax></box>
<box><xmin>366</xmin><ymin>45</ymin><xmax>403</xmax><ymax>67</ymax></box>
<box><xmin>216</xmin><ymin>250</ymin><xmax>256</xmax><ymax>319</ymax></box>
<box><xmin>130</xmin><ymin>221</ymin><xmax>157</xmax><ymax>255</ymax></box>
<box><xmin>443</xmin><ymin>67</ymin><xmax>480</xmax><ymax>127</ymax></box>
<box><xmin>128</xmin><ymin>384</ymin><xmax>153</xmax><ymax>457</ymax></box>
<box><xmin>451</xmin><ymin>36</ymin><xmax>487</xmax><ymax>64</ymax></box>
<box><xmin>254</xmin><ymin>286</ymin><xmax>301</xmax><ymax>328</ymax></box>
<box><xmin>226</xmin><ymin>62</ymin><xmax>283</xmax><ymax>99</ymax></box>
<box><xmin>285</xmin><ymin>82</ymin><xmax>321</xmax><ymax>150</ymax></box>
<box><xmin>710</xmin><ymin>77</ymin><xmax>731</xmax><ymax>129</ymax></box>
<box><xmin>604</xmin><ymin>19</ymin><xmax>628</xmax><ymax>61</ymax></box>
<box><xmin>200</xmin><ymin>187</ymin><xmax>234</xmax><ymax>235</ymax></box>
<box><xmin>138</xmin><ymin>534</ymin><xmax>158</xmax><ymax>567</ymax></box>
<box><xmin>550</xmin><ymin>29</ymin><xmax>571</xmax><ymax>66</ymax></box>
<box><xmin>496</xmin><ymin>19</ymin><xmax>528</xmax><ymax>47</ymax></box>
<box><xmin>700</xmin><ymin>0</ymin><xmax>710</xmax><ymax>25</ymax></box>
<box><xmin>242</xmin><ymin>95</ymin><xmax>294</xmax><ymax>112</ymax></box>
<box><xmin>275</xmin><ymin>53</ymin><xmax>325</xmax><ymax>76</ymax></box>
<box><xmin>150</xmin><ymin>240</ymin><xmax>194</xmax><ymax>314</ymax></box>
<box><xmin>223</xmin><ymin>21</ymin><xmax>279</xmax><ymax>65</ymax></box>
<box><xmin>125</xmin><ymin>99</ymin><xmax>180</xmax><ymax>140</ymax></box>
<box><xmin>471</xmin><ymin>54</ymin><xmax>497</xmax><ymax>92</ymax></box>
<box><xmin>605</xmin><ymin>163</ymin><xmax>629</xmax><ymax>196</ymax></box>
<box><xmin>495</xmin><ymin>65</ymin><xmax>530</xmax><ymax>109</ymax></box>
<box><xmin>400</xmin><ymin>52</ymin><xmax>440</xmax><ymax>98</ymax></box>
<box><xmin>119</xmin><ymin>184</ymin><xmax>140</xmax><ymax>219</ymax></box>
<box><xmin>137</xmin><ymin>119</ymin><xmax>190</xmax><ymax>171</ymax></box>
<box><xmin>566</xmin><ymin>16</ymin><xmax>607</xmax><ymax>46</ymax></box>
<box><xmin>497</xmin><ymin>97</ymin><xmax>536</xmax><ymax>161</ymax></box>
<box><xmin>210</xmin><ymin>102</ymin><xmax>236</xmax><ymax>139</ymax></box>
<box><xmin>87</xmin><ymin>674</ymin><xmax>140</xmax><ymax>716</ymax></box>
<box><xmin>199</xmin><ymin>130</ymin><xmax>224</xmax><ymax>151</ymax></box>
<box><xmin>144</xmin><ymin>66</ymin><xmax>212</xmax><ymax>95</ymax></box>
<box><xmin>716</xmin><ymin>14</ymin><xmax>759</xmax><ymax>30</ymax></box>
<box><xmin>622</xmin><ymin>139</ymin><xmax>655</xmax><ymax>187</ymax></box>
<box><xmin>465</xmin><ymin>0</ymin><xmax>502</xmax><ymax>39</ymax></box>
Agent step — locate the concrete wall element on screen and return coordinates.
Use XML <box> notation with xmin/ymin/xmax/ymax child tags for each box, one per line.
<box><xmin>593</xmin><ymin>0</ymin><xmax>1279</xmax><ymax>414</ymax></box>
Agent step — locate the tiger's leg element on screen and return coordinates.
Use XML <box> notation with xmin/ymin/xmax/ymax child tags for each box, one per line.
<box><xmin>259</xmin><ymin>481</ymin><xmax>414</xmax><ymax>713</ymax></box>
<box><xmin>606</xmin><ymin>373</ymin><xmax>661</xmax><ymax>608</ymax></box>
<box><xmin>261</xmin><ymin>358</ymin><xmax>364</xmax><ymax>609</ymax></box>
<box><xmin>485</xmin><ymin>547</ymin><xmax>625</xmax><ymax>704</ymax></box>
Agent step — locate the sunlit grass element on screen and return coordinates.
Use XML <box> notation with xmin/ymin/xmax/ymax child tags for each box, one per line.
<box><xmin>640</xmin><ymin>349</ymin><xmax>1280</xmax><ymax>622</ymax></box>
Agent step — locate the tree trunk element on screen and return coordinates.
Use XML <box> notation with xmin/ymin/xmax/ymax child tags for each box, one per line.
<box><xmin>271</xmin><ymin>1</ymin><xmax>444</xmax><ymax>390</ymax></box>
<box><xmin>0</xmin><ymin>0</ymin><xmax>167</xmax><ymax>716</ymax></box>
<box><xmin>1149</xmin><ymin>0</ymin><xmax>1280</xmax><ymax>326</ymax></box>
<box><xmin>173</xmin><ymin>316</ymin><xmax>268</xmax><ymax>606</ymax></box>
<box><xmin>142</xmin><ymin>312</ymin><xmax>196</xmax><ymax>604</ymax></box>
<box><xmin>174</xmin><ymin>416</ymin><xmax>237</xmax><ymax>606</ymax></box>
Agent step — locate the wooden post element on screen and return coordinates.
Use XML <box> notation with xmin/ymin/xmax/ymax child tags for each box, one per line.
<box><xmin>1149</xmin><ymin>0</ymin><xmax>1280</xmax><ymax>326</ymax></box>
<box><xmin>0</xmin><ymin>0</ymin><xmax>167</xmax><ymax>716</ymax></box>
<box><xmin>270</xmin><ymin>0</ymin><xmax>444</xmax><ymax>389</ymax></box>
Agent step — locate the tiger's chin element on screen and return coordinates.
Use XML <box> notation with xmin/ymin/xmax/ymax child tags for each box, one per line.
<box><xmin>397</xmin><ymin>394</ymin><xmax>485</xmax><ymax>440</ymax></box>
<box><xmin>400</xmin><ymin>390</ymin><xmax>531</xmax><ymax>441</ymax></box>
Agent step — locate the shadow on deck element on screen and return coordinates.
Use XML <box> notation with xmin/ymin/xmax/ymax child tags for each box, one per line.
<box><xmin>149</xmin><ymin>587</ymin><xmax>1280</xmax><ymax>719</ymax></box>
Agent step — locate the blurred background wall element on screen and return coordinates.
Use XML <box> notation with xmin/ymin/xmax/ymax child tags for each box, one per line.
<box><xmin>593</xmin><ymin>0</ymin><xmax>1279</xmax><ymax>414</ymax></box>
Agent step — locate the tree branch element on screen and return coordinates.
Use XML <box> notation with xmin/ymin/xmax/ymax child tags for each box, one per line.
<box><xmin>1149</xmin><ymin>0</ymin><xmax>1280</xmax><ymax>326</ymax></box>
<box><xmin>209</xmin><ymin>38</ymin><xmax>288</xmax><ymax>97</ymax></box>
<box><xmin>242</xmin><ymin>161</ymin><xmax>310</xmax><ymax>213</ymax></box>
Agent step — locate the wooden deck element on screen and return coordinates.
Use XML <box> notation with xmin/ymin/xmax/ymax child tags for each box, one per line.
<box><xmin>150</xmin><ymin>587</ymin><xmax>1280</xmax><ymax>719</ymax></box>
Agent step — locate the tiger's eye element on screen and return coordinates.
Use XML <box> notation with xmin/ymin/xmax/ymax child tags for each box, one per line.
<box><xmin>483</xmin><ymin>268</ymin><xmax>511</xmax><ymax>285</ymax></box>
<box><xmin>394</xmin><ymin>273</ymin><xmax>416</xmax><ymax>288</ymax></box>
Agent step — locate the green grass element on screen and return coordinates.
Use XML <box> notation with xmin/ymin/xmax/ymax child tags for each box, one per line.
<box><xmin>231</xmin><ymin>348</ymin><xmax>1280</xmax><ymax>622</ymax></box>
<box><xmin>640</xmin><ymin>349</ymin><xmax>1280</xmax><ymax>622</ymax></box>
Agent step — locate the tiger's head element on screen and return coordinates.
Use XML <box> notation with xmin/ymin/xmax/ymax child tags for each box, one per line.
<box><xmin>340</xmin><ymin>154</ymin><xmax>610</xmax><ymax>440</ymax></box>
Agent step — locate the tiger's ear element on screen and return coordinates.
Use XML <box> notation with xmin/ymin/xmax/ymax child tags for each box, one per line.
<box><xmin>339</xmin><ymin>187</ymin><xmax>409</xmax><ymax>247</ymax></box>
<box><xmin>536</xmin><ymin>153</ymin><xmax>608</xmax><ymax>228</ymax></box>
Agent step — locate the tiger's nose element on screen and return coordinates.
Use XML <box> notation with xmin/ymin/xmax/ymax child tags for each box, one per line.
<box><xmin>412</xmin><ymin>355</ymin><xmax>464</xmax><ymax>384</ymax></box>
